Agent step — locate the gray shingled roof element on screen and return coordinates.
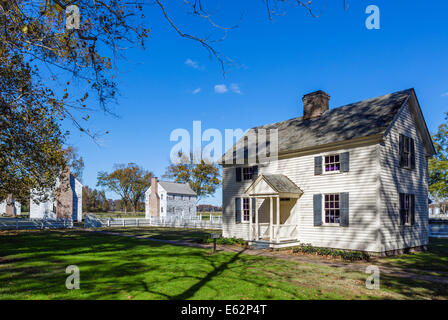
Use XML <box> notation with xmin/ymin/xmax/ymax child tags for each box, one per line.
<box><xmin>223</xmin><ymin>89</ymin><xmax>412</xmax><ymax>160</ymax></box>
<box><xmin>262</xmin><ymin>175</ymin><xmax>303</xmax><ymax>194</ymax></box>
<box><xmin>158</xmin><ymin>181</ymin><xmax>197</xmax><ymax>196</ymax></box>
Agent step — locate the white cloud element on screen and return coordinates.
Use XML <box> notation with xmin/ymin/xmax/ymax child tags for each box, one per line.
<box><xmin>185</xmin><ymin>58</ymin><xmax>200</xmax><ymax>69</ymax></box>
<box><xmin>442</xmin><ymin>92</ymin><xmax>448</xmax><ymax>97</ymax></box>
<box><xmin>230</xmin><ymin>83</ymin><xmax>242</xmax><ymax>94</ymax></box>
<box><xmin>214</xmin><ymin>84</ymin><xmax>228</xmax><ymax>94</ymax></box>
<box><xmin>192</xmin><ymin>88</ymin><xmax>201</xmax><ymax>94</ymax></box>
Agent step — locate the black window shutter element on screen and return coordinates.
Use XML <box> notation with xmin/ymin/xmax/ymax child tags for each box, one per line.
<box><xmin>411</xmin><ymin>194</ymin><xmax>416</xmax><ymax>225</ymax></box>
<box><xmin>252</xmin><ymin>198</ymin><xmax>256</xmax><ymax>223</ymax></box>
<box><xmin>235</xmin><ymin>197</ymin><xmax>241</xmax><ymax>224</ymax></box>
<box><xmin>339</xmin><ymin>192</ymin><xmax>349</xmax><ymax>227</ymax></box>
<box><xmin>314</xmin><ymin>156</ymin><xmax>322</xmax><ymax>175</ymax></box>
<box><xmin>399</xmin><ymin>193</ymin><xmax>405</xmax><ymax>226</ymax></box>
<box><xmin>340</xmin><ymin>152</ymin><xmax>350</xmax><ymax>172</ymax></box>
<box><xmin>313</xmin><ymin>194</ymin><xmax>322</xmax><ymax>226</ymax></box>
<box><xmin>251</xmin><ymin>166</ymin><xmax>258</xmax><ymax>180</ymax></box>
<box><xmin>399</xmin><ymin>134</ymin><xmax>405</xmax><ymax>167</ymax></box>
<box><xmin>410</xmin><ymin>138</ymin><xmax>416</xmax><ymax>170</ymax></box>
<box><xmin>235</xmin><ymin>167</ymin><xmax>242</xmax><ymax>182</ymax></box>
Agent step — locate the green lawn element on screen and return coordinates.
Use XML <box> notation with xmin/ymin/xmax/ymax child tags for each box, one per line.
<box><xmin>87</xmin><ymin>212</ymin><xmax>146</xmax><ymax>218</ymax></box>
<box><xmin>0</xmin><ymin>230</ymin><xmax>447</xmax><ymax>300</ymax></box>
<box><xmin>100</xmin><ymin>227</ymin><xmax>220</xmax><ymax>241</ymax></box>
<box><xmin>379</xmin><ymin>238</ymin><xmax>448</xmax><ymax>276</ymax></box>
<box><xmin>197</xmin><ymin>212</ymin><xmax>222</xmax><ymax>220</ymax></box>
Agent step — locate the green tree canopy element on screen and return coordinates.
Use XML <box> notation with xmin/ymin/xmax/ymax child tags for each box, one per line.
<box><xmin>0</xmin><ymin>0</ymin><xmax>333</xmax><ymax>202</ymax></box>
<box><xmin>163</xmin><ymin>153</ymin><xmax>221</xmax><ymax>201</ymax></box>
<box><xmin>97</xmin><ymin>163</ymin><xmax>152</xmax><ymax>214</ymax></box>
<box><xmin>82</xmin><ymin>185</ymin><xmax>109</xmax><ymax>213</ymax></box>
<box><xmin>429</xmin><ymin>112</ymin><xmax>448</xmax><ymax>211</ymax></box>
<box><xmin>0</xmin><ymin>0</ymin><xmax>148</xmax><ymax>201</ymax></box>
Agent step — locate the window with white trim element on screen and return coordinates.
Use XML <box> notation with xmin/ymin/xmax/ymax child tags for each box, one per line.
<box><xmin>402</xmin><ymin>136</ymin><xmax>411</xmax><ymax>168</ymax></box>
<box><xmin>243</xmin><ymin>167</ymin><xmax>254</xmax><ymax>180</ymax></box>
<box><xmin>399</xmin><ymin>193</ymin><xmax>414</xmax><ymax>226</ymax></box>
<box><xmin>399</xmin><ymin>134</ymin><xmax>415</xmax><ymax>169</ymax></box>
<box><xmin>324</xmin><ymin>194</ymin><xmax>340</xmax><ymax>224</ymax></box>
<box><xmin>242</xmin><ymin>198</ymin><xmax>250</xmax><ymax>222</ymax></box>
<box><xmin>324</xmin><ymin>155</ymin><xmax>340</xmax><ymax>172</ymax></box>
<box><xmin>402</xmin><ymin>194</ymin><xmax>410</xmax><ymax>225</ymax></box>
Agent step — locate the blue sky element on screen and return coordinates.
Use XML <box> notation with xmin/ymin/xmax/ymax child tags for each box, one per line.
<box><xmin>66</xmin><ymin>0</ymin><xmax>448</xmax><ymax>205</ymax></box>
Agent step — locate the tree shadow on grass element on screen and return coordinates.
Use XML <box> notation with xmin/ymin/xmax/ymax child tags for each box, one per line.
<box><xmin>379</xmin><ymin>238</ymin><xmax>448</xmax><ymax>275</ymax></box>
<box><xmin>381</xmin><ymin>274</ymin><xmax>448</xmax><ymax>300</ymax></box>
<box><xmin>171</xmin><ymin>249</ymin><xmax>247</xmax><ymax>300</ymax></box>
<box><xmin>107</xmin><ymin>227</ymin><xmax>221</xmax><ymax>241</ymax></box>
<box><xmin>6</xmin><ymin>230</ymin><xmax>446</xmax><ymax>300</ymax></box>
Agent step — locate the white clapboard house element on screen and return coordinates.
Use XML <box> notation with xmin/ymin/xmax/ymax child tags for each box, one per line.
<box><xmin>145</xmin><ymin>177</ymin><xmax>197</xmax><ymax>218</ymax></box>
<box><xmin>0</xmin><ymin>196</ymin><xmax>21</xmax><ymax>216</ymax></box>
<box><xmin>220</xmin><ymin>89</ymin><xmax>435</xmax><ymax>255</ymax></box>
<box><xmin>30</xmin><ymin>168</ymin><xmax>83</xmax><ymax>222</ymax></box>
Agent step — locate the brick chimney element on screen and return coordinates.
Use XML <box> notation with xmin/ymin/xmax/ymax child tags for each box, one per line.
<box><xmin>149</xmin><ymin>177</ymin><xmax>160</xmax><ymax>217</ymax></box>
<box><xmin>5</xmin><ymin>194</ymin><xmax>15</xmax><ymax>217</ymax></box>
<box><xmin>302</xmin><ymin>90</ymin><xmax>330</xmax><ymax>119</ymax></box>
<box><xmin>56</xmin><ymin>165</ymin><xmax>73</xmax><ymax>219</ymax></box>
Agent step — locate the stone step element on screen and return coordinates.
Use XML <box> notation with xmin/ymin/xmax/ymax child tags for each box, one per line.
<box><xmin>250</xmin><ymin>241</ymin><xmax>271</xmax><ymax>250</ymax></box>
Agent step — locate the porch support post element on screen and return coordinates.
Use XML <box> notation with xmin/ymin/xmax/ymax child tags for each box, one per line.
<box><xmin>255</xmin><ymin>198</ymin><xmax>259</xmax><ymax>240</ymax></box>
<box><xmin>276</xmin><ymin>196</ymin><xmax>280</xmax><ymax>243</ymax></box>
<box><xmin>249</xmin><ymin>196</ymin><xmax>253</xmax><ymax>242</ymax></box>
<box><xmin>269</xmin><ymin>197</ymin><xmax>273</xmax><ymax>242</ymax></box>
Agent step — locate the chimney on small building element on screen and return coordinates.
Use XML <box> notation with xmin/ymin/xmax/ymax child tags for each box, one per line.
<box><xmin>149</xmin><ymin>177</ymin><xmax>160</xmax><ymax>217</ymax></box>
<box><xmin>5</xmin><ymin>194</ymin><xmax>15</xmax><ymax>217</ymax></box>
<box><xmin>302</xmin><ymin>90</ymin><xmax>330</xmax><ymax>119</ymax></box>
<box><xmin>56</xmin><ymin>165</ymin><xmax>73</xmax><ymax>219</ymax></box>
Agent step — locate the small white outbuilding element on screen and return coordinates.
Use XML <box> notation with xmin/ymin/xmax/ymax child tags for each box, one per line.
<box><xmin>30</xmin><ymin>169</ymin><xmax>83</xmax><ymax>221</ymax></box>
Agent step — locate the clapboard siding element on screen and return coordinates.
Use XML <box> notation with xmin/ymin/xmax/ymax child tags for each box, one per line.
<box><xmin>379</xmin><ymin>103</ymin><xmax>429</xmax><ymax>252</ymax></box>
<box><xmin>223</xmin><ymin>143</ymin><xmax>380</xmax><ymax>252</ymax></box>
<box><xmin>222</xmin><ymin>167</ymin><xmax>254</xmax><ymax>238</ymax></box>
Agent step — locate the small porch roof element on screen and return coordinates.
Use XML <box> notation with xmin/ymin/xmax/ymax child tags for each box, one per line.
<box><xmin>245</xmin><ymin>174</ymin><xmax>303</xmax><ymax>198</ymax></box>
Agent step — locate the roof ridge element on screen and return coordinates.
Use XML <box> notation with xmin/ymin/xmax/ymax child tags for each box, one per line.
<box><xmin>221</xmin><ymin>88</ymin><xmax>414</xmax><ymax>162</ymax></box>
<box><xmin>254</xmin><ymin>88</ymin><xmax>413</xmax><ymax>130</ymax></box>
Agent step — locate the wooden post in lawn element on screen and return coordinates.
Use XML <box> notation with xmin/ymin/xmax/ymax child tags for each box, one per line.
<box><xmin>211</xmin><ymin>233</ymin><xmax>220</xmax><ymax>253</ymax></box>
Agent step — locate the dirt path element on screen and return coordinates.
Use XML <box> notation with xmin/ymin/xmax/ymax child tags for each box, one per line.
<box><xmin>90</xmin><ymin>230</ymin><xmax>448</xmax><ymax>284</ymax></box>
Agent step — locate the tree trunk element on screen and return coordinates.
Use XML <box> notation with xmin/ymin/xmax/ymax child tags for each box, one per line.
<box><xmin>132</xmin><ymin>202</ymin><xmax>137</xmax><ymax>216</ymax></box>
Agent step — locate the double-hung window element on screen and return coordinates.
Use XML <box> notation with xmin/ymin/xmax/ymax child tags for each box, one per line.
<box><xmin>324</xmin><ymin>155</ymin><xmax>340</xmax><ymax>172</ymax></box>
<box><xmin>399</xmin><ymin>193</ymin><xmax>415</xmax><ymax>226</ymax></box>
<box><xmin>242</xmin><ymin>167</ymin><xmax>253</xmax><ymax>180</ymax></box>
<box><xmin>399</xmin><ymin>134</ymin><xmax>415</xmax><ymax>169</ymax></box>
<box><xmin>236</xmin><ymin>166</ymin><xmax>259</xmax><ymax>182</ymax></box>
<box><xmin>242</xmin><ymin>198</ymin><xmax>250</xmax><ymax>222</ymax></box>
<box><xmin>235</xmin><ymin>197</ymin><xmax>255</xmax><ymax>223</ymax></box>
<box><xmin>324</xmin><ymin>194</ymin><xmax>340</xmax><ymax>224</ymax></box>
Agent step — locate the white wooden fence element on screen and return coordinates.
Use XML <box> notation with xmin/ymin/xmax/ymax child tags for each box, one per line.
<box><xmin>429</xmin><ymin>214</ymin><xmax>448</xmax><ymax>221</ymax></box>
<box><xmin>0</xmin><ymin>218</ymin><xmax>73</xmax><ymax>230</ymax></box>
<box><xmin>84</xmin><ymin>215</ymin><xmax>222</xmax><ymax>230</ymax></box>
